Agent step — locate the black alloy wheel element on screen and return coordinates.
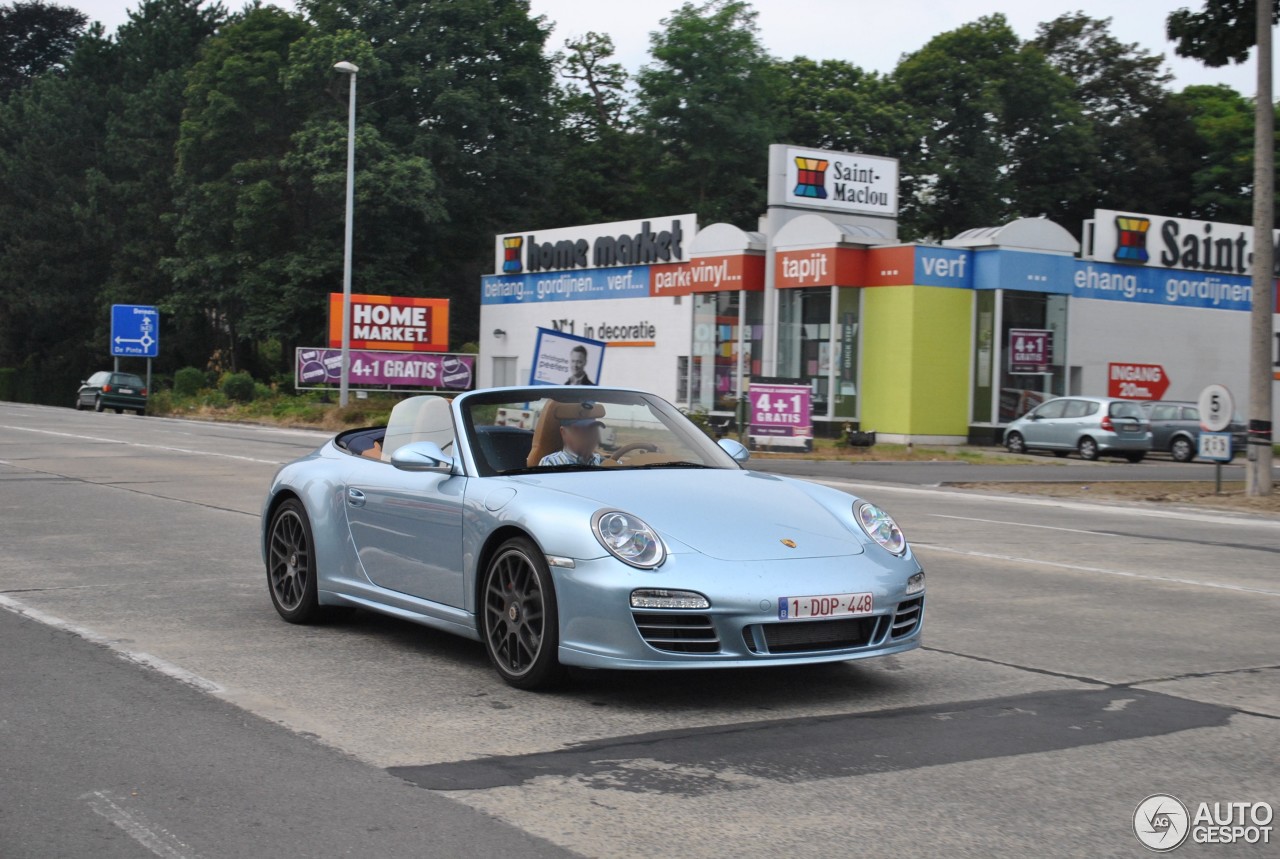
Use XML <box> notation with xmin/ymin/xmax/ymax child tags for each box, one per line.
<box><xmin>482</xmin><ymin>537</ymin><xmax>564</xmax><ymax>690</ymax></box>
<box><xmin>266</xmin><ymin>499</ymin><xmax>323</xmax><ymax>623</ymax></box>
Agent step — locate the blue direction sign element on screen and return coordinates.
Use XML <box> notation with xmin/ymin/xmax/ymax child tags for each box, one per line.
<box><xmin>111</xmin><ymin>304</ymin><xmax>159</xmax><ymax>358</ymax></box>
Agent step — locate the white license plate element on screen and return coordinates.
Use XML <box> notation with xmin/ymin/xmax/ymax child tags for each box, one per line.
<box><xmin>778</xmin><ymin>592</ymin><xmax>873</xmax><ymax>621</ymax></box>
<box><xmin>119</xmin><ymin>388</ymin><xmax>134</xmax><ymax>394</ymax></box>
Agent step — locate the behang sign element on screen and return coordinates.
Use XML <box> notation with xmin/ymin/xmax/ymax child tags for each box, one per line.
<box><xmin>494</xmin><ymin>214</ymin><xmax>697</xmax><ymax>275</ymax></box>
<box><xmin>782</xmin><ymin>147</ymin><xmax>898</xmax><ymax>217</ymax></box>
<box><xmin>1086</xmin><ymin>208</ymin><xmax>1280</xmax><ymax>275</ymax></box>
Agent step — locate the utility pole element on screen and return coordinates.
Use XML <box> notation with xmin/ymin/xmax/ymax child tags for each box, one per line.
<box><xmin>1248</xmin><ymin>0</ymin><xmax>1275</xmax><ymax>496</ymax></box>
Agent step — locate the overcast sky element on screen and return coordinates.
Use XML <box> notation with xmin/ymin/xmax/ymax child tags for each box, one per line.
<box><xmin>69</xmin><ymin>0</ymin><xmax>1269</xmax><ymax>94</ymax></box>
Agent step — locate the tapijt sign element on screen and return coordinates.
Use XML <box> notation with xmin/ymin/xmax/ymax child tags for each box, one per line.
<box><xmin>328</xmin><ymin>293</ymin><xmax>449</xmax><ymax>353</ymax></box>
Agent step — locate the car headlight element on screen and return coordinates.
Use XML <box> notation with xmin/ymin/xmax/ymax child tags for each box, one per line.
<box><xmin>855</xmin><ymin>502</ymin><xmax>907</xmax><ymax>556</ymax></box>
<box><xmin>905</xmin><ymin>572</ymin><xmax>925</xmax><ymax>595</ymax></box>
<box><xmin>630</xmin><ymin>589</ymin><xmax>709</xmax><ymax>609</ymax></box>
<box><xmin>592</xmin><ymin>510</ymin><xmax>666</xmax><ymax>568</ymax></box>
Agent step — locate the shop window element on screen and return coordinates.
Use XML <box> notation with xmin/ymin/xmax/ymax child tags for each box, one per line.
<box><xmin>997</xmin><ymin>290</ymin><xmax>1067</xmax><ymax>423</ymax></box>
<box><xmin>777</xmin><ymin>286</ymin><xmax>835</xmax><ymax>416</ymax></box>
<box><xmin>688</xmin><ymin>290</ymin><xmax>761</xmax><ymax>413</ymax></box>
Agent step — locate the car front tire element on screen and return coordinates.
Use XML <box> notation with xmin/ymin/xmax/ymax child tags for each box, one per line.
<box><xmin>481</xmin><ymin>537</ymin><xmax>565</xmax><ymax>690</ymax></box>
<box><xmin>74</xmin><ymin>397</ymin><xmax>84</xmax><ymax>411</ymax></box>
<box><xmin>1171</xmin><ymin>437</ymin><xmax>1194</xmax><ymax>463</ymax></box>
<box><xmin>1078</xmin><ymin>437</ymin><xmax>1099</xmax><ymax>461</ymax></box>
<box><xmin>1005</xmin><ymin>431</ymin><xmax>1026</xmax><ymax>454</ymax></box>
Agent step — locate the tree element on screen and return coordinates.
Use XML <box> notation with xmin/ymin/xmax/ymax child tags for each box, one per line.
<box><xmin>771</xmin><ymin>58</ymin><xmax>914</xmax><ymax>158</ymax></box>
<box><xmin>556</xmin><ymin>31</ymin><xmax>628</xmax><ymax>138</ymax></box>
<box><xmin>300</xmin><ymin>0</ymin><xmax>560</xmax><ymax>344</ymax></box>
<box><xmin>1167</xmin><ymin>0</ymin><xmax>1280</xmax><ymax>66</ymax></box>
<box><xmin>0</xmin><ymin>0</ymin><xmax>86</xmax><ymax>99</ymax></box>
<box><xmin>1033</xmin><ymin>12</ymin><xmax>1198</xmax><ymax>223</ymax></box>
<box><xmin>892</xmin><ymin>15</ymin><xmax>1094</xmax><ymax>240</ymax></box>
<box><xmin>1176</xmin><ymin>84</ymin><xmax>1261</xmax><ymax>223</ymax></box>
<box><xmin>635</xmin><ymin>0</ymin><xmax>781</xmax><ymax>227</ymax></box>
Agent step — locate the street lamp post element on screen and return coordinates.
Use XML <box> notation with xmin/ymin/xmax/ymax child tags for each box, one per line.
<box><xmin>334</xmin><ymin>61</ymin><xmax>358</xmax><ymax>408</ymax></box>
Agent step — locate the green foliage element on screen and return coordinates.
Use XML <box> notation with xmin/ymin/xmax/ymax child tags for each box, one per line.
<box><xmin>0</xmin><ymin>367</ymin><xmax>15</xmax><ymax>400</ymax></box>
<box><xmin>0</xmin><ymin>0</ymin><xmax>87</xmax><ymax>98</ymax></box>
<box><xmin>173</xmin><ymin>366</ymin><xmax>204</xmax><ymax>397</ymax></box>
<box><xmin>893</xmin><ymin>14</ymin><xmax>1094</xmax><ymax>239</ymax></box>
<box><xmin>1167</xmin><ymin>0</ymin><xmax>1280</xmax><ymax>67</ymax></box>
<box><xmin>635</xmin><ymin>0</ymin><xmax>780</xmax><ymax>227</ymax></box>
<box><xmin>219</xmin><ymin>370</ymin><xmax>256</xmax><ymax>403</ymax></box>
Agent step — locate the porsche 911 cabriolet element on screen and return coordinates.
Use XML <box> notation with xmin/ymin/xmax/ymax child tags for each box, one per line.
<box><xmin>262</xmin><ymin>386</ymin><xmax>925</xmax><ymax>689</ymax></box>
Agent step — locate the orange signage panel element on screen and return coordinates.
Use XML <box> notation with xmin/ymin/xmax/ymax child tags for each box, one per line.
<box><xmin>649</xmin><ymin>254</ymin><xmax>765</xmax><ymax>296</ymax></box>
<box><xmin>328</xmin><ymin>293</ymin><xmax>450</xmax><ymax>352</ymax></box>
<box><xmin>775</xmin><ymin>247</ymin><xmax>867</xmax><ymax>288</ymax></box>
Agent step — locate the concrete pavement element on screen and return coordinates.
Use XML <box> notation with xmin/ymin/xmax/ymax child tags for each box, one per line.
<box><xmin>1</xmin><ymin>402</ymin><xmax>1277</xmax><ymax>858</ymax></box>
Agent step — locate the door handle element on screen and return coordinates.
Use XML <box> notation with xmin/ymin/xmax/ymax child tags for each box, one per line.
<box><xmin>347</xmin><ymin>487</ymin><xmax>366</xmax><ymax>507</ymax></box>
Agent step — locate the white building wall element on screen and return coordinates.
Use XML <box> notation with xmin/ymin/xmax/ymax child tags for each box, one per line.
<box><xmin>478</xmin><ymin>295</ymin><xmax>693</xmax><ymax>401</ymax></box>
<box><xmin>1067</xmin><ymin>297</ymin><xmax>1280</xmax><ymax>424</ymax></box>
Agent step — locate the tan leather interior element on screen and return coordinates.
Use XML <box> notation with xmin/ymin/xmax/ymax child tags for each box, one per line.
<box><xmin>525</xmin><ymin>400</ymin><xmax>607</xmax><ymax>466</ymax></box>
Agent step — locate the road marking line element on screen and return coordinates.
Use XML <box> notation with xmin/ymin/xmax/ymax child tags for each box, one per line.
<box><xmin>927</xmin><ymin>513</ymin><xmax>1125</xmax><ymax>538</ymax></box>
<box><xmin>0</xmin><ymin>425</ymin><xmax>284</xmax><ymax>465</ymax></box>
<box><xmin>0</xmin><ymin>595</ymin><xmax>224</xmax><ymax>693</ymax></box>
<box><xmin>83</xmin><ymin>790</ymin><xmax>197</xmax><ymax>859</ymax></box>
<box><xmin>912</xmin><ymin>543</ymin><xmax>1280</xmax><ymax>597</ymax></box>
<box><xmin>813</xmin><ymin>478</ymin><xmax>1280</xmax><ymax>529</ymax></box>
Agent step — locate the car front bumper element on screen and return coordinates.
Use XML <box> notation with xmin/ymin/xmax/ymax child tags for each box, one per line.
<box><xmin>551</xmin><ymin>551</ymin><xmax>924</xmax><ymax>669</ymax></box>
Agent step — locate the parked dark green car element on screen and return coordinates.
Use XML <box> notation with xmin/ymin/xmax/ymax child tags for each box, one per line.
<box><xmin>76</xmin><ymin>371</ymin><xmax>148</xmax><ymax>415</ymax></box>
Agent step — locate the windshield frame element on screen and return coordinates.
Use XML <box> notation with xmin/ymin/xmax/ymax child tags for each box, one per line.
<box><xmin>457</xmin><ymin>387</ymin><xmax>741</xmax><ymax>477</ymax></box>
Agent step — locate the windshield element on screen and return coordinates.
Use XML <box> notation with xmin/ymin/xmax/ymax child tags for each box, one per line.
<box><xmin>110</xmin><ymin>374</ymin><xmax>145</xmax><ymax>387</ymax></box>
<box><xmin>460</xmin><ymin>388</ymin><xmax>739</xmax><ymax>477</ymax></box>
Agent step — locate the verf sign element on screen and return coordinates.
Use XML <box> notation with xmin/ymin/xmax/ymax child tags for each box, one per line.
<box><xmin>1108</xmin><ymin>362</ymin><xmax>1170</xmax><ymax>400</ymax></box>
<box><xmin>328</xmin><ymin>293</ymin><xmax>449</xmax><ymax>352</ymax></box>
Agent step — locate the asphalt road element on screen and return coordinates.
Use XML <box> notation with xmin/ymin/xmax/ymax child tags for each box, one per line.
<box><xmin>1</xmin><ymin>402</ymin><xmax>1277</xmax><ymax>858</ymax></box>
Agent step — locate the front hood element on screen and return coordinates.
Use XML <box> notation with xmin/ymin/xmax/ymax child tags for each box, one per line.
<box><xmin>509</xmin><ymin>469</ymin><xmax>865</xmax><ymax>561</ymax></box>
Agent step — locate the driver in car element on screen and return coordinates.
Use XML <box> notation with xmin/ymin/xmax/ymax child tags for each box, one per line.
<box><xmin>539</xmin><ymin>418</ymin><xmax>606</xmax><ymax>467</ymax></box>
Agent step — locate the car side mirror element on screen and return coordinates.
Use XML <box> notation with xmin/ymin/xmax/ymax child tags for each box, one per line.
<box><xmin>717</xmin><ymin>438</ymin><xmax>750</xmax><ymax>463</ymax></box>
<box><xmin>389</xmin><ymin>441</ymin><xmax>454</xmax><ymax>474</ymax></box>
<box><xmin>1026</xmin><ymin>414</ymin><xmax>1040</xmax><ymax>421</ymax></box>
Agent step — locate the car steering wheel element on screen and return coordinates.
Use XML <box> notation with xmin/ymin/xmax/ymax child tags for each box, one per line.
<box><xmin>608</xmin><ymin>442</ymin><xmax>659</xmax><ymax>463</ymax></box>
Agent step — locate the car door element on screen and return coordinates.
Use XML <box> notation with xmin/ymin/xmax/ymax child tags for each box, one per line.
<box><xmin>342</xmin><ymin>456</ymin><xmax>467</xmax><ymax>608</ymax></box>
<box><xmin>1022</xmin><ymin>399</ymin><xmax>1066</xmax><ymax>448</ymax></box>
<box><xmin>82</xmin><ymin>372</ymin><xmax>106</xmax><ymax>405</ymax></box>
<box><xmin>1055</xmin><ymin>399</ymin><xmax>1093</xmax><ymax>448</ymax></box>
<box><xmin>1148</xmin><ymin>404</ymin><xmax>1178</xmax><ymax>450</ymax></box>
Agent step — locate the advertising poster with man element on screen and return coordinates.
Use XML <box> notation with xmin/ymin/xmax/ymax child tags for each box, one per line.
<box><xmin>529</xmin><ymin>327</ymin><xmax>606</xmax><ymax>386</ymax></box>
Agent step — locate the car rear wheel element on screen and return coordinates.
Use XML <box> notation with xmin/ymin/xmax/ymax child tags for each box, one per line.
<box><xmin>266</xmin><ymin>499</ymin><xmax>324</xmax><ymax>624</ymax></box>
<box><xmin>94</xmin><ymin>395</ymin><xmax>104</xmax><ymax>412</ymax></box>
<box><xmin>481</xmin><ymin>537</ymin><xmax>565</xmax><ymax>690</ymax></box>
<box><xmin>1005</xmin><ymin>431</ymin><xmax>1026</xmax><ymax>454</ymax></box>
<box><xmin>1078</xmin><ymin>437</ymin><xmax>1099</xmax><ymax>461</ymax></box>
<box><xmin>1124</xmin><ymin>452</ymin><xmax>1146</xmax><ymax>463</ymax></box>
<box><xmin>1170</xmin><ymin>437</ymin><xmax>1194</xmax><ymax>463</ymax></box>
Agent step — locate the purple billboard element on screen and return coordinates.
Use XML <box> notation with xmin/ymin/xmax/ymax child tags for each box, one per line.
<box><xmin>296</xmin><ymin>348</ymin><xmax>474</xmax><ymax>391</ymax></box>
<box><xmin>749</xmin><ymin>383</ymin><xmax>812</xmax><ymax>438</ymax></box>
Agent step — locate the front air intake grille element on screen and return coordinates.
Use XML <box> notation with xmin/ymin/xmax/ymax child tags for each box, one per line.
<box><xmin>759</xmin><ymin>617</ymin><xmax>877</xmax><ymax>654</ymax></box>
<box><xmin>633</xmin><ymin>613</ymin><xmax>720</xmax><ymax>654</ymax></box>
<box><xmin>892</xmin><ymin>597</ymin><xmax>923</xmax><ymax>638</ymax></box>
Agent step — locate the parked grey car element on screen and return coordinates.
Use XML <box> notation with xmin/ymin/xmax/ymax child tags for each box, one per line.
<box><xmin>1003</xmin><ymin>396</ymin><xmax>1152</xmax><ymax>462</ymax></box>
<box><xmin>1139</xmin><ymin>400</ymin><xmax>1247</xmax><ymax>462</ymax></box>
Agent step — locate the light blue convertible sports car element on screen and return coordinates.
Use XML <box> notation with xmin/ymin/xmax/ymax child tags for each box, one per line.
<box><xmin>262</xmin><ymin>386</ymin><xmax>925</xmax><ymax>689</ymax></box>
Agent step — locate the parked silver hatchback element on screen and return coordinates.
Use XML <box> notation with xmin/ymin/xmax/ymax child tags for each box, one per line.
<box><xmin>1003</xmin><ymin>396</ymin><xmax>1152</xmax><ymax>462</ymax></box>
